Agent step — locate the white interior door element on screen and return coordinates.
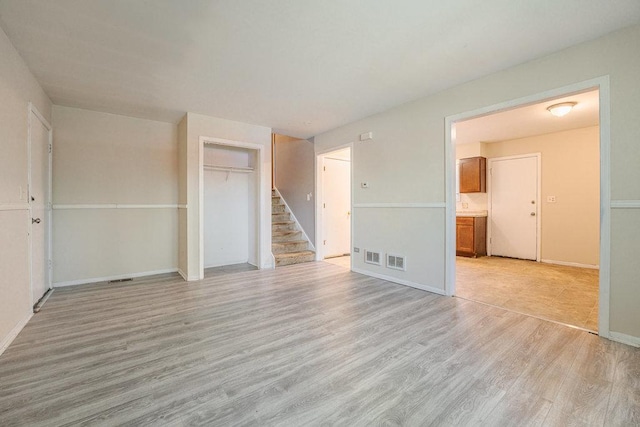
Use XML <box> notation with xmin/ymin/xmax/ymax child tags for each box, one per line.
<box><xmin>30</xmin><ymin>108</ymin><xmax>51</xmax><ymax>305</ymax></box>
<box><xmin>323</xmin><ymin>156</ymin><xmax>351</xmax><ymax>258</ymax></box>
<box><xmin>489</xmin><ymin>155</ymin><xmax>538</xmax><ymax>260</ymax></box>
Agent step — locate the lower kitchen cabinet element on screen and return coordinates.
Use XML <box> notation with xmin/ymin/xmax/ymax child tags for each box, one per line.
<box><xmin>456</xmin><ymin>216</ymin><xmax>487</xmax><ymax>258</ymax></box>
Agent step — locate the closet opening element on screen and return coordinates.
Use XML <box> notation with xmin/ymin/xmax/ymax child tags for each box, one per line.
<box><xmin>201</xmin><ymin>140</ymin><xmax>261</xmax><ymax>278</ymax></box>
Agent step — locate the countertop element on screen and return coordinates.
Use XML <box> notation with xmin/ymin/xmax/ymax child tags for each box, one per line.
<box><xmin>456</xmin><ymin>210</ymin><xmax>488</xmax><ymax>218</ymax></box>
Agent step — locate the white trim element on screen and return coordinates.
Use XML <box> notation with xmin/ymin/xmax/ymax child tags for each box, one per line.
<box><xmin>611</xmin><ymin>200</ymin><xmax>640</xmax><ymax>208</ymax></box>
<box><xmin>445</xmin><ymin>76</ymin><xmax>611</xmax><ymax>340</ymax></box>
<box><xmin>199</xmin><ymin>136</ymin><xmax>268</xmax><ymax>279</ymax></box>
<box><xmin>487</xmin><ymin>153</ymin><xmax>542</xmax><ymax>262</ymax></box>
<box><xmin>0</xmin><ymin>311</ymin><xmax>33</xmax><ymax>356</ymax></box>
<box><xmin>52</xmin><ymin>204</ymin><xmax>181</xmax><ymax>209</ymax></box>
<box><xmin>177</xmin><ymin>268</ymin><xmax>188</xmax><ymax>281</ymax></box>
<box><xmin>53</xmin><ymin>268</ymin><xmax>179</xmax><ymax>288</ymax></box>
<box><xmin>315</xmin><ymin>143</ymin><xmax>354</xmax><ymax>263</ymax></box>
<box><xmin>178</xmin><ymin>204</ymin><xmax>188</xmax><ymax>209</ymax></box>
<box><xmin>0</xmin><ymin>204</ymin><xmax>30</xmax><ymax>211</ymax></box>
<box><xmin>353</xmin><ymin>202</ymin><xmax>445</xmax><ymax>209</ymax></box>
<box><xmin>352</xmin><ymin>267</ymin><xmax>445</xmax><ymax>296</ymax></box>
<box><xmin>609</xmin><ymin>331</ymin><xmax>640</xmax><ymax>348</ymax></box>
<box><xmin>273</xmin><ymin>188</ymin><xmax>316</xmax><ymax>251</ymax></box>
<box><xmin>541</xmin><ymin>259</ymin><xmax>599</xmax><ymax>269</ymax></box>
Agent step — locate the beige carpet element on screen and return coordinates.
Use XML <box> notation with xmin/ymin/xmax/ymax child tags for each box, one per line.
<box><xmin>456</xmin><ymin>256</ymin><xmax>599</xmax><ymax>331</ymax></box>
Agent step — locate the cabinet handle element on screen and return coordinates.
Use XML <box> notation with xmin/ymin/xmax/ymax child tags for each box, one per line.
<box><xmin>530</xmin><ymin>212</ymin><xmax>536</xmax><ymax>216</ymax></box>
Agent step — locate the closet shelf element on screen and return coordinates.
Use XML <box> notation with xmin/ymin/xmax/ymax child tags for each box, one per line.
<box><xmin>203</xmin><ymin>164</ymin><xmax>254</xmax><ymax>173</ymax></box>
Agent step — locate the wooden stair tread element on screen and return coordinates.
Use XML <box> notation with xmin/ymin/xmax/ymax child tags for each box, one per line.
<box><xmin>273</xmin><ymin>240</ymin><xmax>307</xmax><ymax>245</ymax></box>
<box><xmin>275</xmin><ymin>251</ymin><xmax>315</xmax><ymax>258</ymax></box>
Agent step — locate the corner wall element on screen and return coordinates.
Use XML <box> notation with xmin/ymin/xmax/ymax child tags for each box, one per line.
<box><xmin>315</xmin><ymin>24</ymin><xmax>640</xmax><ymax>341</ymax></box>
<box><xmin>0</xmin><ymin>25</ymin><xmax>52</xmax><ymax>351</ymax></box>
<box><xmin>52</xmin><ymin>106</ymin><xmax>178</xmax><ymax>285</ymax></box>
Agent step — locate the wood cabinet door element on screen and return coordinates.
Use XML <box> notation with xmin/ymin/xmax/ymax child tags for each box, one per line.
<box><xmin>459</xmin><ymin>157</ymin><xmax>486</xmax><ymax>193</ymax></box>
<box><xmin>456</xmin><ymin>221</ymin><xmax>475</xmax><ymax>255</ymax></box>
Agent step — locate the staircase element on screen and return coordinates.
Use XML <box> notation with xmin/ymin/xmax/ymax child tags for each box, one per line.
<box><xmin>272</xmin><ymin>189</ymin><xmax>315</xmax><ymax>266</ymax></box>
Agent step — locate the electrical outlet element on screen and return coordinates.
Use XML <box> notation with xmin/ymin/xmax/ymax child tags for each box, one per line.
<box><xmin>547</xmin><ymin>196</ymin><xmax>556</xmax><ymax>203</ymax></box>
<box><xmin>353</xmin><ymin>247</ymin><xmax>360</xmax><ymax>253</ymax></box>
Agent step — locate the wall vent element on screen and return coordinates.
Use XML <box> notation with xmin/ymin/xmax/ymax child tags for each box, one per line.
<box><xmin>364</xmin><ymin>250</ymin><xmax>381</xmax><ymax>265</ymax></box>
<box><xmin>387</xmin><ymin>254</ymin><xmax>406</xmax><ymax>271</ymax></box>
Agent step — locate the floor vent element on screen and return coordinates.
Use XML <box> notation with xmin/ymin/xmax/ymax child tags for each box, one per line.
<box><xmin>364</xmin><ymin>250</ymin><xmax>381</xmax><ymax>265</ymax></box>
<box><xmin>387</xmin><ymin>254</ymin><xmax>406</xmax><ymax>271</ymax></box>
<box><xmin>108</xmin><ymin>278</ymin><xmax>133</xmax><ymax>283</ymax></box>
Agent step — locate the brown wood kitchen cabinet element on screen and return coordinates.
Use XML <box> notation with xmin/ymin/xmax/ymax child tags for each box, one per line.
<box><xmin>456</xmin><ymin>216</ymin><xmax>487</xmax><ymax>257</ymax></box>
<box><xmin>459</xmin><ymin>156</ymin><xmax>486</xmax><ymax>193</ymax></box>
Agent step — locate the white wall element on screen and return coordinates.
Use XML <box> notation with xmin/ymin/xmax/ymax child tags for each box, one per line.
<box><xmin>182</xmin><ymin>112</ymin><xmax>272</xmax><ymax>280</ymax></box>
<box><xmin>52</xmin><ymin>106</ymin><xmax>178</xmax><ymax>285</ymax></box>
<box><xmin>315</xmin><ymin>24</ymin><xmax>640</xmax><ymax>341</ymax></box>
<box><xmin>0</xmin><ymin>26</ymin><xmax>52</xmax><ymax>351</ymax></box>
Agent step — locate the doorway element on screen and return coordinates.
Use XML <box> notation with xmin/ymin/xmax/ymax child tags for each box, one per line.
<box><xmin>316</xmin><ymin>146</ymin><xmax>352</xmax><ymax>265</ymax></box>
<box><xmin>28</xmin><ymin>103</ymin><xmax>52</xmax><ymax>307</ymax></box>
<box><xmin>446</xmin><ymin>82</ymin><xmax>608</xmax><ymax>335</ymax></box>
<box><xmin>199</xmin><ymin>138</ymin><xmax>263</xmax><ymax>279</ymax></box>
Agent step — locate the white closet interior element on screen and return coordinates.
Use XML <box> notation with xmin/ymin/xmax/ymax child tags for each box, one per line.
<box><xmin>203</xmin><ymin>143</ymin><xmax>258</xmax><ymax>268</ymax></box>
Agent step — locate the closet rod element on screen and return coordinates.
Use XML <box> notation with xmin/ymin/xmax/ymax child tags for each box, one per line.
<box><xmin>203</xmin><ymin>164</ymin><xmax>254</xmax><ymax>173</ymax></box>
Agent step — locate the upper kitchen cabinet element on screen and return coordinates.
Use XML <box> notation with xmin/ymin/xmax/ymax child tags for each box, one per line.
<box><xmin>459</xmin><ymin>156</ymin><xmax>486</xmax><ymax>193</ymax></box>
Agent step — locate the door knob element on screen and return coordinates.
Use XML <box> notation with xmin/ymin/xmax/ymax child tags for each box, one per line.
<box><xmin>32</xmin><ymin>218</ymin><xmax>41</xmax><ymax>224</ymax></box>
<box><xmin>530</xmin><ymin>212</ymin><xmax>536</xmax><ymax>216</ymax></box>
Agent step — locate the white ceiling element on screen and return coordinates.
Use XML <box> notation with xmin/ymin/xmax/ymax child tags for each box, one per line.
<box><xmin>0</xmin><ymin>1</ymin><xmax>638</xmax><ymax>138</ymax></box>
<box><xmin>455</xmin><ymin>89</ymin><xmax>600</xmax><ymax>145</ymax></box>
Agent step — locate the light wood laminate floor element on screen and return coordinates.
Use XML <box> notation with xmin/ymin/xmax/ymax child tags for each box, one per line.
<box><xmin>457</xmin><ymin>256</ymin><xmax>599</xmax><ymax>331</ymax></box>
<box><xmin>1</xmin><ymin>262</ymin><xmax>638</xmax><ymax>426</ymax></box>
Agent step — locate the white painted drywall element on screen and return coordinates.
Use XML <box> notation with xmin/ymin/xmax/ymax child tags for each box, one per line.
<box><xmin>52</xmin><ymin>106</ymin><xmax>178</xmax><ymax>284</ymax></box>
<box><xmin>0</xmin><ymin>25</ymin><xmax>51</xmax><ymax>350</ymax></box>
<box><xmin>315</xmin><ymin>24</ymin><xmax>640</xmax><ymax>340</ymax></box>
<box><xmin>182</xmin><ymin>113</ymin><xmax>272</xmax><ymax>279</ymax></box>
<box><xmin>274</xmin><ymin>134</ymin><xmax>316</xmax><ymax>244</ymax></box>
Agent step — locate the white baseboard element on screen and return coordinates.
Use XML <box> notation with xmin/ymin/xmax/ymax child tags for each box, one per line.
<box><xmin>609</xmin><ymin>331</ymin><xmax>640</xmax><ymax>348</ymax></box>
<box><xmin>541</xmin><ymin>259</ymin><xmax>599</xmax><ymax>269</ymax></box>
<box><xmin>0</xmin><ymin>311</ymin><xmax>33</xmax><ymax>356</ymax></box>
<box><xmin>178</xmin><ymin>268</ymin><xmax>188</xmax><ymax>281</ymax></box>
<box><xmin>351</xmin><ymin>267</ymin><xmax>446</xmax><ymax>296</ymax></box>
<box><xmin>53</xmin><ymin>268</ymin><xmax>179</xmax><ymax>288</ymax></box>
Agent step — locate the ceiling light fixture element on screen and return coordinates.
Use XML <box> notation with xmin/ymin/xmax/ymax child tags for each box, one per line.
<box><xmin>547</xmin><ymin>102</ymin><xmax>577</xmax><ymax>117</ymax></box>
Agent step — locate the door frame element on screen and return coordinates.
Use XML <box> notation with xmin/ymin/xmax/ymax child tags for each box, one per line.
<box><xmin>444</xmin><ymin>76</ymin><xmax>611</xmax><ymax>338</ymax></box>
<box><xmin>27</xmin><ymin>102</ymin><xmax>53</xmax><ymax>306</ymax></box>
<box><xmin>487</xmin><ymin>153</ymin><xmax>541</xmax><ymax>262</ymax></box>
<box><xmin>315</xmin><ymin>144</ymin><xmax>353</xmax><ymax>265</ymax></box>
<box><xmin>198</xmin><ymin>136</ymin><xmax>267</xmax><ymax>279</ymax></box>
